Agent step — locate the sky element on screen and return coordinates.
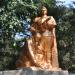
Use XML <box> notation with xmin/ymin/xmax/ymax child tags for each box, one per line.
<box><xmin>56</xmin><ymin>0</ymin><xmax>75</xmax><ymax>8</ymax></box>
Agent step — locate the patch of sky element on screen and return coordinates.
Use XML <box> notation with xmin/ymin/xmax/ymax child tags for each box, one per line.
<box><xmin>56</xmin><ymin>0</ymin><xmax>75</xmax><ymax>8</ymax></box>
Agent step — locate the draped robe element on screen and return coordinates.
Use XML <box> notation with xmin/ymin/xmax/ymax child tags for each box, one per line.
<box><xmin>16</xmin><ymin>16</ymin><xmax>60</xmax><ymax>70</ymax></box>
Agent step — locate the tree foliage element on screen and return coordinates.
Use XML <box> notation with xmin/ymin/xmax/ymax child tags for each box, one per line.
<box><xmin>54</xmin><ymin>2</ymin><xmax>75</xmax><ymax>72</ymax></box>
<box><xmin>0</xmin><ymin>0</ymin><xmax>75</xmax><ymax>72</ymax></box>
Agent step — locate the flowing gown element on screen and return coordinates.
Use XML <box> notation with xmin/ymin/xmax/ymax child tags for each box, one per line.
<box><xmin>16</xmin><ymin>16</ymin><xmax>59</xmax><ymax>70</ymax></box>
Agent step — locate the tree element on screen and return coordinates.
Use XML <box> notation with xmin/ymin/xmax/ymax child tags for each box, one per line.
<box><xmin>55</xmin><ymin>2</ymin><xmax>75</xmax><ymax>72</ymax></box>
<box><xmin>0</xmin><ymin>0</ymin><xmax>56</xmax><ymax>70</ymax></box>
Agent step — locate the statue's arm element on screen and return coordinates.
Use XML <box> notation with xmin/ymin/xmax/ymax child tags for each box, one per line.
<box><xmin>47</xmin><ymin>16</ymin><xmax>56</xmax><ymax>30</ymax></box>
<box><xmin>51</xmin><ymin>16</ymin><xmax>56</xmax><ymax>26</ymax></box>
<box><xmin>30</xmin><ymin>17</ymin><xmax>38</xmax><ymax>32</ymax></box>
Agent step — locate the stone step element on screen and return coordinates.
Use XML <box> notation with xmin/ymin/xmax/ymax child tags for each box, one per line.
<box><xmin>0</xmin><ymin>68</ymin><xmax>69</xmax><ymax>75</ymax></box>
<box><xmin>69</xmin><ymin>73</ymin><xmax>75</xmax><ymax>75</ymax></box>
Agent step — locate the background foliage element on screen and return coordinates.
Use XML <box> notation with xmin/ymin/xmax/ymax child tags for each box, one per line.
<box><xmin>0</xmin><ymin>0</ymin><xmax>75</xmax><ymax>72</ymax></box>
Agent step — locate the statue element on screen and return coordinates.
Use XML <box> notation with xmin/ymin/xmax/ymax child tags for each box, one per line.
<box><xmin>16</xmin><ymin>6</ymin><xmax>61</xmax><ymax>71</ymax></box>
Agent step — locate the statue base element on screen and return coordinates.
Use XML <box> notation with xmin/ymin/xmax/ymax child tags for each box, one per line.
<box><xmin>0</xmin><ymin>67</ymin><xmax>69</xmax><ymax>75</ymax></box>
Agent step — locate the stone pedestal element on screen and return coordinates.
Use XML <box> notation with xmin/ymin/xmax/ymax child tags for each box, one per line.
<box><xmin>0</xmin><ymin>68</ymin><xmax>69</xmax><ymax>75</ymax></box>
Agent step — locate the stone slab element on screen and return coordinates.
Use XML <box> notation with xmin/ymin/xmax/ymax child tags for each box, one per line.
<box><xmin>69</xmin><ymin>73</ymin><xmax>75</xmax><ymax>75</ymax></box>
<box><xmin>0</xmin><ymin>68</ymin><xmax>69</xmax><ymax>75</ymax></box>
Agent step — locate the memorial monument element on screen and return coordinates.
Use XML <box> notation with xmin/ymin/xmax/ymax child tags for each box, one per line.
<box><xmin>16</xmin><ymin>6</ymin><xmax>61</xmax><ymax>71</ymax></box>
<box><xmin>15</xmin><ymin>6</ymin><xmax>69</xmax><ymax>75</ymax></box>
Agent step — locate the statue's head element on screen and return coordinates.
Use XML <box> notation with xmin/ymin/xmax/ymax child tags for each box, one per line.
<box><xmin>41</xmin><ymin>6</ymin><xmax>47</xmax><ymax>15</ymax></box>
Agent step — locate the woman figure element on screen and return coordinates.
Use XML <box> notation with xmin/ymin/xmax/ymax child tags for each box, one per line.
<box><xmin>16</xmin><ymin>6</ymin><xmax>60</xmax><ymax>70</ymax></box>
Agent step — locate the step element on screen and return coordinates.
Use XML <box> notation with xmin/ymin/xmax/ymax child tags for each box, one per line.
<box><xmin>0</xmin><ymin>68</ymin><xmax>69</xmax><ymax>75</ymax></box>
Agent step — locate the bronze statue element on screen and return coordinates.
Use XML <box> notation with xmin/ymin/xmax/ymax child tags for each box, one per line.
<box><xmin>16</xmin><ymin>6</ymin><xmax>61</xmax><ymax>71</ymax></box>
